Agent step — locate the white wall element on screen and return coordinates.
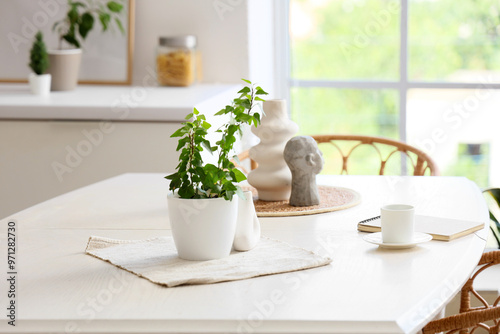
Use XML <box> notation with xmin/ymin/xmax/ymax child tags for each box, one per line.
<box><xmin>247</xmin><ymin>0</ymin><xmax>275</xmax><ymax>97</ymax></box>
<box><xmin>132</xmin><ymin>0</ymin><xmax>277</xmax><ymax>152</ymax></box>
<box><xmin>133</xmin><ymin>0</ymin><xmax>275</xmax><ymax>95</ymax></box>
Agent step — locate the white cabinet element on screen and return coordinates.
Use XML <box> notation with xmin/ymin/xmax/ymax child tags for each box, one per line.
<box><xmin>0</xmin><ymin>84</ymin><xmax>239</xmax><ymax>219</ymax></box>
<box><xmin>0</xmin><ymin>120</ymin><xmax>180</xmax><ymax>218</ymax></box>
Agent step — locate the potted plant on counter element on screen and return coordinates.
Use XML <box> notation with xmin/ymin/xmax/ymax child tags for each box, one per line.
<box><xmin>28</xmin><ymin>31</ymin><xmax>51</xmax><ymax>96</ymax></box>
<box><xmin>165</xmin><ymin>79</ymin><xmax>268</xmax><ymax>260</ymax></box>
<box><xmin>48</xmin><ymin>0</ymin><xmax>125</xmax><ymax>91</ymax></box>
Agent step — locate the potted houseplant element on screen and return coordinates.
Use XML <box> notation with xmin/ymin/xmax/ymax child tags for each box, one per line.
<box><xmin>28</xmin><ymin>31</ymin><xmax>51</xmax><ymax>96</ymax></box>
<box><xmin>48</xmin><ymin>0</ymin><xmax>125</xmax><ymax>91</ymax></box>
<box><xmin>165</xmin><ymin>79</ymin><xmax>268</xmax><ymax>260</ymax></box>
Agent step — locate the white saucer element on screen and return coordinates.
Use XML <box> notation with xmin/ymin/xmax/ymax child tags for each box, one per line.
<box><xmin>363</xmin><ymin>232</ymin><xmax>433</xmax><ymax>249</ymax></box>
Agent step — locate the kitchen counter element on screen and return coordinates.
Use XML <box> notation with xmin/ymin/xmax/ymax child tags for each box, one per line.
<box><xmin>0</xmin><ymin>83</ymin><xmax>239</xmax><ymax>121</ymax></box>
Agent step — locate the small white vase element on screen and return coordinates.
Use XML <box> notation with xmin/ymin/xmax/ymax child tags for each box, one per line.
<box><xmin>233</xmin><ymin>191</ymin><xmax>261</xmax><ymax>251</ymax></box>
<box><xmin>167</xmin><ymin>194</ymin><xmax>238</xmax><ymax>261</ymax></box>
<box><xmin>248</xmin><ymin>99</ymin><xmax>299</xmax><ymax>201</ymax></box>
<box><xmin>28</xmin><ymin>73</ymin><xmax>51</xmax><ymax>96</ymax></box>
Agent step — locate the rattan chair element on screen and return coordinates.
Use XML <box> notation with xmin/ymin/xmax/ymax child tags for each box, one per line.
<box><xmin>421</xmin><ymin>250</ymin><xmax>500</xmax><ymax>334</ymax></box>
<box><xmin>233</xmin><ymin>149</ymin><xmax>258</xmax><ymax>175</ymax></box>
<box><xmin>237</xmin><ymin>134</ymin><xmax>439</xmax><ymax>176</ymax></box>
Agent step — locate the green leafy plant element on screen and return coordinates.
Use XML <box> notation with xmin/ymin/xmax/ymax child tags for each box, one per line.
<box><xmin>483</xmin><ymin>188</ymin><xmax>500</xmax><ymax>248</ymax></box>
<box><xmin>52</xmin><ymin>0</ymin><xmax>125</xmax><ymax>49</ymax></box>
<box><xmin>29</xmin><ymin>31</ymin><xmax>49</xmax><ymax>75</ymax></box>
<box><xmin>166</xmin><ymin>79</ymin><xmax>268</xmax><ymax>201</ymax></box>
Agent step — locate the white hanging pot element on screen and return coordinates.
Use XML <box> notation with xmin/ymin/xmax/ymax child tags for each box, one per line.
<box><xmin>167</xmin><ymin>194</ymin><xmax>238</xmax><ymax>261</ymax></box>
<box><xmin>28</xmin><ymin>73</ymin><xmax>51</xmax><ymax>96</ymax></box>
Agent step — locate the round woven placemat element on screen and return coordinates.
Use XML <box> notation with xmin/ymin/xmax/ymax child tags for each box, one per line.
<box><xmin>242</xmin><ymin>185</ymin><xmax>361</xmax><ymax>217</ymax></box>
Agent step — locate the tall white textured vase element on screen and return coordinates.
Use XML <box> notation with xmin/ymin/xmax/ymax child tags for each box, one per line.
<box><xmin>248</xmin><ymin>99</ymin><xmax>299</xmax><ymax>201</ymax></box>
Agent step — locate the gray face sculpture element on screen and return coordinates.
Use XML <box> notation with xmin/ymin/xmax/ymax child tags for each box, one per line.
<box><xmin>283</xmin><ymin>136</ymin><xmax>324</xmax><ymax>207</ymax></box>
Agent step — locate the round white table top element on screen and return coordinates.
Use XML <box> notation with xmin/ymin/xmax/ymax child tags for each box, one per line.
<box><xmin>0</xmin><ymin>173</ymin><xmax>489</xmax><ymax>334</ymax></box>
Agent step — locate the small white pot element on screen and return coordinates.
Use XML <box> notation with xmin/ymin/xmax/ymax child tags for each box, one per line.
<box><xmin>28</xmin><ymin>73</ymin><xmax>51</xmax><ymax>96</ymax></box>
<box><xmin>167</xmin><ymin>194</ymin><xmax>238</xmax><ymax>261</ymax></box>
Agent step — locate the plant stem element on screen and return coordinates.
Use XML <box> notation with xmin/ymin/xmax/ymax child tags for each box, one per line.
<box><xmin>247</xmin><ymin>86</ymin><xmax>255</xmax><ymax>115</ymax></box>
<box><xmin>188</xmin><ymin>130</ymin><xmax>196</xmax><ymax>195</ymax></box>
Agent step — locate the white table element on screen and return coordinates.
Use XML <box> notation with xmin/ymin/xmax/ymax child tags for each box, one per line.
<box><xmin>0</xmin><ymin>174</ymin><xmax>489</xmax><ymax>334</ymax></box>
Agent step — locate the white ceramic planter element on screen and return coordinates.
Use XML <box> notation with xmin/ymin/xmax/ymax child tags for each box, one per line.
<box><xmin>47</xmin><ymin>49</ymin><xmax>82</xmax><ymax>91</ymax></box>
<box><xmin>167</xmin><ymin>194</ymin><xmax>238</xmax><ymax>260</ymax></box>
<box><xmin>28</xmin><ymin>73</ymin><xmax>51</xmax><ymax>96</ymax></box>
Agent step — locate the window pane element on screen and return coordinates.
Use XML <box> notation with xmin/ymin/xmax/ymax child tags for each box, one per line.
<box><xmin>407</xmin><ymin>89</ymin><xmax>500</xmax><ymax>187</ymax></box>
<box><xmin>290</xmin><ymin>0</ymin><xmax>400</xmax><ymax>80</ymax></box>
<box><xmin>409</xmin><ymin>0</ymin><xmax>500</xmax><ymax>83</ymax></box>
<box><xmin>291</xmin><ymin>88</ymin><xmax>399</xmax><ymax>174</ymax></box>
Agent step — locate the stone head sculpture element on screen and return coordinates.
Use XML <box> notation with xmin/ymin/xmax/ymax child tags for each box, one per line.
<box><xmin>283</xmin><ymin>136</ymin><xmax>324</xmax><ymax>206</ymax></box>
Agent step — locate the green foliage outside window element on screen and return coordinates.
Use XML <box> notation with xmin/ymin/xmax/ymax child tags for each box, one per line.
<box><xmin>290</xmin><ymin>0</ymin><xmax>500</xmax><ymax>183</ymax></box>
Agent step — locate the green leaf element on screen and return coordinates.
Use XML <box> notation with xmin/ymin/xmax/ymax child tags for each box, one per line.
<box><xmin>79</xmin><ymin>12</ymin><xmax>94</xmax><ymax>39</ymax></box>
<box><xmin>178</xmin><ymin>186</ymin><xmax>195</xmax><ymax>199</ymax></box>
<box><xmin>170</xmin><ymin>127</ymin><xmax>187</xmax><ymax>138</ymax></box>
<box><xmin>235</xmin><ymin>186</ymin><xmax>246</xmax><ymax>200</ymax></box>
<box><xmin>99</xmin><ymin>12</ymin><xmax>111</xmax><ymax>31</ymax></box>
<box><xmin>194</xmin><ymin>128</ymin><xmax>208</xmax><ymax>137</ymax></box>
<box><xmin>193</xmin><ymin>108</ymin><xmax>200</xmax><ymax>115</ymax></box>
<box><xmin>71</xmin><ymin>2</ymin><xmax>86</xmax><ymax>8</ymax></box>
<box><xmin>256</xmin><ymin>87</ymin><xmax>268</xmax><ymax>95</ymax></box>
<box><xmin>201</xmin><ymin>121</ymin><xmax>211</xmax><ymax>130</ymax></box>
<box><xmin>62</xmin><ymin>33</ymin><xmax>80</xmax><ymax>48</ymax></box>
<box><xmin>176</xmin><ymin>137</ymin><xmax>190</xmax><ymax>151</ymax></box>
<box><xmin>115</xmin><ymin>17</ymin><xmax>125</xmax><ymax>34</ymax></box>
<box><xmin>237</xmin><ymin>86</ymin><xmax>251</xmax><ymax>94</ymax></box>
<box><xmin>232</xmin><ymin>168</ymin><xmax>247</xmax><ymax>182</ymax></box>
<box><xmin>223</xmin><ymin>181</ymin><xmax>237</xmax><ymax>191</ymax></box>
<box><xmin>201</xmin><ymin>140</ymin><xmax>213</xmax><ymax>154</ymax></box>
<box><xmin>165</xmin><ymin>172</ymin><xmax>177</xmax><ymax>180</ymax></box>
<box><xmin>185</xmin><ymin>112</ymin><xmax>193</xmax><ymax>120</ymax></box>
<box><xmin>241</xmin><ymin>78</ymin><xmax>251</xmax><ymax>84</ymax></box>
<box><xmin>255</xmin><ymin>96</ymin><xmax>266</xmax><ymax>102</ymax></box>
<box><xmin>107</xmin><ymin>1</ymin><xmax>124</xmax><ymax>13</ymax></box>
<box><xmin>483</xmin><ymin>188</ymin><xmax>500</xmax><ymax>247</ymax></box>
<box><xmin>237</xmin><ymin>113</ymin><xmax>252</xmax><ymax>123</ymax></box>
<box><xmin>254</xmin><ymin>112</ymin><xmax>261</xmax><ymax>123</ymax></box>
<box><xmin>68</xmin><ymin>7</ymin><xmax>79</xmax><ymax>24</ymax></box>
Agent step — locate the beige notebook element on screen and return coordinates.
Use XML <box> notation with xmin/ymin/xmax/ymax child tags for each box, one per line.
<box><xmin>357</xmin><ymin>215</ymin><xmax>485</xmax><ymax>241</ymax></box>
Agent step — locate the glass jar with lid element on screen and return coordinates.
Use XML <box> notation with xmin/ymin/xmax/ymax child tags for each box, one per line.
<box><xmin>156</xmin><ymin>35</ymin><xmax>198</xmax><ymax>87</ymax></box>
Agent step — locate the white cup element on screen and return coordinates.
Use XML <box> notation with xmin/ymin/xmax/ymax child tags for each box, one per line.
<box><xmin>381</xmin><ymin>204</ymin><xmax>415</xmax><ymax>243</ymax></box>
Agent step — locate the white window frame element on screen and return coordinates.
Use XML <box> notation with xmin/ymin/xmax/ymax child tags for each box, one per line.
<box><xmin>274</xmin><ymin>0</ymin><xmax>500</xmax><ymax>143</ymax></box>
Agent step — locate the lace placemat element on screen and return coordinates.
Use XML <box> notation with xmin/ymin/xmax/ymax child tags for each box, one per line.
<box><xmin>85</xmin><ymin>236</ymin><xmax>331</xmax><ymax>288</ymax></box>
